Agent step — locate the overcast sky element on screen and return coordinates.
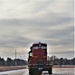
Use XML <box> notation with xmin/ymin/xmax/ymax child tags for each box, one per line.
<box><xmin>0</xmin><ymin>0</ymin><xmax>74</xmax><ymax>60</ymax></box>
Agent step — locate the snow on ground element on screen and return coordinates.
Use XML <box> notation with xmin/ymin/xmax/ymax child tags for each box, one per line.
<box><xmin>0</xmin><ymin>68</ymin><xmax>74</xmax><ymax>75</ymax></box>
<box><xmin>52</xmin><ymin>68</ymin><xmax>74</xmax><ymax>75</ymax></box>
<box><xmin>0</xmin><ymin>69</ymin><xmax>25</xmax><ymax>75</ymax></box>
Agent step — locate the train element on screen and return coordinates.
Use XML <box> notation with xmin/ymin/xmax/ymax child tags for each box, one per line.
<box><xmin>28</xmin><ymin>42</ymin><xmax>53</xmax><ymax>75</ymax></box>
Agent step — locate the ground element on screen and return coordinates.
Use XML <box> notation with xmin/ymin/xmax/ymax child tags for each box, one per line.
<box><xmin>0</xmin><ymin>66</ymin><xmax>74</xmax><ymax>75</ymax></box>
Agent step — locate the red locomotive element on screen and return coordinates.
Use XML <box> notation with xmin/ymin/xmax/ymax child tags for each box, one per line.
<box><xmin>28</xmin><ymin>42</ymin><xmax>53</xmax><ymax>75</ymax></box>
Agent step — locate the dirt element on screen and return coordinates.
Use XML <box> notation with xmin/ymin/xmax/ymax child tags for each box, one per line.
<box><xmin>0</xmin><ymin>67</ymin><xmax>74</xmax><ymax>75</ymax></box>
<box><xmin>0</xmin><ymin>66</ymin><xmax>26</xmax><ymax>72</ymax></box>
<box><xmin>53</xmin><ymin>65</ymin><xmax>75</xmax><ymax>68</ymax></box>
<box><xmin>0</xmin><ymin>66</ymin><xmax>74</xmax><ymax>75</ymax></box>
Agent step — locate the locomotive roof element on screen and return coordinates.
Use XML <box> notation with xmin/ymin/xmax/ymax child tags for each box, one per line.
<box><xmin>32</xmin><ymin>42</ymin><xmax>47</xmax><ymax>46</ymax></box>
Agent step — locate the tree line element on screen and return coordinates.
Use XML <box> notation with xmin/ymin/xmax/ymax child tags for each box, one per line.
<box><xmin>0</xmin><ymin>57</ymin><xmax>27</xmax><ymax>66</ymax></box>
<box><xmin>0</xmin><ymin>57</ymin><xmax>75</xmax><ymax>66</ymax></box>
<box><xmin>50</xmin><ymin>56</ymin><xmax>75</xmax><ymax>66</ymax></box>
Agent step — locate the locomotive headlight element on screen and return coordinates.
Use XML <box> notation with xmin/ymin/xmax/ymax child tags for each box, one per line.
<box><xmin>30</xmin><ymin>53</ymin><xmax>32</xmax><ymax>56</ymax></box>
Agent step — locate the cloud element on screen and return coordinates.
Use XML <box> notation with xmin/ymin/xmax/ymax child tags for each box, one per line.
<box><xmin>0</xmin><ymin>36</ymin><xmax>32</xmax><ymax>48</ymax></box>
<box><xmin>0</xmin><ymin>0</ymin><xmax>73</xmax><ymax>19</ymax></box>
<box><xmin>0</xmin><ymin>0</ymin><xmax>74</xmax><ymax>59</ymax></box>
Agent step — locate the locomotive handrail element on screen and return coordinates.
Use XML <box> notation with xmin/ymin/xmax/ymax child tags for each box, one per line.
<box><xmin>28</xmin><ymin>57</ymin><xmax>32</xmax><ymax>64</ymax></box>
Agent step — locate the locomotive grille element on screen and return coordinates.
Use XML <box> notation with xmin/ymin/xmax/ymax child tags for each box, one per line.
<box><xmin>38</xmin><ymin>60</ymin><xmax>44</xmax><ymax>65</ymax></box>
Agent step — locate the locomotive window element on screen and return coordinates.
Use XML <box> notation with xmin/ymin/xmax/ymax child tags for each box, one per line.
<box><xmin>33</xmin><ymin>46</ymin><xmax>38</xmax><ymax>49</ymax></box>
<box><xmin>41</xmin><ymin>46</ymin><xmax>47</xmax><ymax>49</ymax></box>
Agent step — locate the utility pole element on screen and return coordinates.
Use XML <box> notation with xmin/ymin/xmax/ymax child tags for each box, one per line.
<box><xmin>15</xmin><ymin>49</ymin><xmax>17</xmax><ymax>66</ymax></box>
<box><xmin>20</xmin><ymin>56</ymin><xmax>21</xmax><ymax>66</ymax></box>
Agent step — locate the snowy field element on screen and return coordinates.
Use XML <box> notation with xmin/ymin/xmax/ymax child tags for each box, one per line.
<box><xmin>0</xmin><ymin>68</ymin><xmax>74</xmax><ymax>75</ymax></box>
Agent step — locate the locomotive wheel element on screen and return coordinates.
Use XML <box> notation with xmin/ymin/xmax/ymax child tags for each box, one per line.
<box><xmin>29</xmin><ymin>71</ymin><xmax>31</xmax><ymax>75</ymax></box>
<box><xmin>30</xmin><ymin>69</ymin><xmax>42</xmax><ymax>75</ymax></box>
<box><xmin>48</xmin><ymin>69</ymin><xmax>52</xmax><ymax>75</ymax></box>
<box><xmin>32</xmin><ymin>71</ymin><xmax>41</xmax><ymax>75</ymax></box>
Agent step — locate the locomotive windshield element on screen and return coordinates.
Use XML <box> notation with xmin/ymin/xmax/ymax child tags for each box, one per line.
<box><xmin>41</xmin><ymin>46</ymin><xmax>47</xmax><ymax>49</ymax></box>
<box><xmin>32</xmin><ymin>46</ymin><xmax>47</xmax><ymax>50</ymax></box>
<box><xmin>32</xmin><ymin>43</ymin><xmax>47</xmax><ymax>50</ymax></box>
<box><xmin>33</xmin><ymin>46</ymin><xmax>38</xmax><ymax>50</ymax></box>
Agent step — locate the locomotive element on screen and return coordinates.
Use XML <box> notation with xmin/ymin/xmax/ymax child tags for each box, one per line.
<box><xmin>28</xmin><ymin>42</ymin><xmax>53</xmax><ymax>75</ymax></box>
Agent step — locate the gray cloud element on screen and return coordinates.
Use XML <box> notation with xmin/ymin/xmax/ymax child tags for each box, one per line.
<box><xmin>0</xmin><ymin>0</ymin><xmax>74</xmax><ymax>59</ymax></box>
<box><xmin>48</xmin><ymin>51</ymin><xmax>74</xmax><ymax>59</ymax></box>
<box><xmin>0</xmin><ymin>37</ymin><xmax>31</xmax><ymax>48</ymax></box>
